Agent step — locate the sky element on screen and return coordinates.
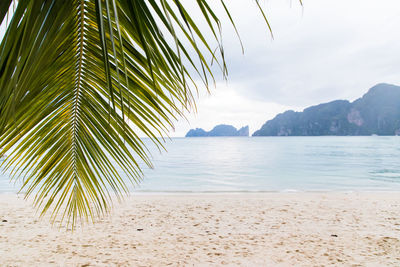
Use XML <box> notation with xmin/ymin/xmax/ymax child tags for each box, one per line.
<box><xmin>2</xmin><ymin>1</ymin><xmax>400</xmax><ymax>137</ymax></box>
<box><xmin>170</xmin><ymin>0</ymin><xmax>400</xmax><ymax>136</ymax></box>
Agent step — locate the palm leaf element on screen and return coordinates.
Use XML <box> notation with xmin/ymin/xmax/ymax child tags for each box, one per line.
<box><xmin>0</xmin><ymin>0</ymin><xmax>273</xmax><ymax>227</ymax></box>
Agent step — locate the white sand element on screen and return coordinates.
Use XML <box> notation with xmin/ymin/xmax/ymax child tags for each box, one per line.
<box><xmin>1</xmin><ymin>192</ymin><xmax>400</xmax><ymax>266</ymax></box>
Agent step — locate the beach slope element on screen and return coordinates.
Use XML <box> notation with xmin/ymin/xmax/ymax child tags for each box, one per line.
<box><xmin>1</xmin><ymin>192</ymin><xmax>399</xmax><ymax>266</ymax></box>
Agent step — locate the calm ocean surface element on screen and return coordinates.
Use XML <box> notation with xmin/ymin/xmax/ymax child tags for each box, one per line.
<box><xmin>1</xmin><ymin>136</ymin><xmax>400</xmax><ymax>193</ymax></box>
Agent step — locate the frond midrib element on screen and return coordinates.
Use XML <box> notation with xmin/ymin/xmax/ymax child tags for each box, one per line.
<box><xmin>71</xmin><ymin>0</ymin><xmax>86</xmax><ymax>180</ymax></box>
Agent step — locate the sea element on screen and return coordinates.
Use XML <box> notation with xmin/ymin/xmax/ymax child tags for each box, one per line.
<box><xmin>1</xmin><ymin>136</ymin><xmax>400</xmax><ymax>193</ymax></box>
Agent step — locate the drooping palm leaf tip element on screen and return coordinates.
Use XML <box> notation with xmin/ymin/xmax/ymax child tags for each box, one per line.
<box><xmin>0</xmin><ymin>0</ymin><xmax>273</xmax><ymax>227</ymax></box>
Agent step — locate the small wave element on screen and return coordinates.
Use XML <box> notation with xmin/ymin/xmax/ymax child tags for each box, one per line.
<box><xmin>280</xmin><ymin>189</ymin><xmax>301</xmax><ymax>193</ymax></box>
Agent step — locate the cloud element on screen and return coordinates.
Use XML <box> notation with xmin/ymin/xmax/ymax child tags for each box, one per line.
<box><xmin>171</xmin><ymin>82</ymin><xmax>300</xmax><ymax>137</ymax></box>
<box><xmin>169</xmin><ymin>0</ymin><xmax>400</xmax><ymax>136</ymax></box>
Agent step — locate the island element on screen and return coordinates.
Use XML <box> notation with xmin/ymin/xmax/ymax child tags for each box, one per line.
<box><xmin>253</xmin><ymin>83</ymin><xmax>400</xmax><ymax>136</ymax></box>
<box><xmin>186</xmin><ymin>124</ymin><xmax>249</xmax><ymax>137</ymax></box>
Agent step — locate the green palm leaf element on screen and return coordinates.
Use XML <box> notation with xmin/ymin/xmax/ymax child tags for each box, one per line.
<box><xmin>0</xmin><ymin>0</ymin><xmax>273</xmax><ymax>227</ymax></box>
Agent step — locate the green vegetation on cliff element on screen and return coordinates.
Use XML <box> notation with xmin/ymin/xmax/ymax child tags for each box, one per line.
<box><xmin>253</xmin><ymin>83</ymin><xmax>400</xmax><ymax>136</ymax></box>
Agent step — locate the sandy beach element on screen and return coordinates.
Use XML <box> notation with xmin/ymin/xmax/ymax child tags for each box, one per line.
<box><xmin>0</xmin><ymin>192</ymin><xmax>399</xmax><ymax>266</ymax></box>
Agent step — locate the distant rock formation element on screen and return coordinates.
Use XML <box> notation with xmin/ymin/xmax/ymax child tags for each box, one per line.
<box><xmin>253</xmin><ymin>83</ymin><xmax>400</xmax><ymax>136</ymax></box>
<box><xmin>186</xmin><ymin>124</ymin><xmax>249</xmax><ymax>137</ymax></box>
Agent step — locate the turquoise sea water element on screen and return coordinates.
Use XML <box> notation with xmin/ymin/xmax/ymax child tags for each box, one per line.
<box><xmin>1</xmin><ymin>136</ymin><xmax>400</xmax><ymax>193</ymax></box>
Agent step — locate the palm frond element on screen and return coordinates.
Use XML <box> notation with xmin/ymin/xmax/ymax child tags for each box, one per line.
<box><xmin>0</xmin><ymin>0</ymin><xmax>272</xmax><ymax>227</ymax></box>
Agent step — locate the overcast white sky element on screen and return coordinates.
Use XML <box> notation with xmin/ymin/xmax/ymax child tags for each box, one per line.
<box><xmin>170</xmin><ymin>0</ymin><xmax>400</xmax><ymax>136</ymax></box>
<box><xmin>2</xmin><ymin>1</ymin><xmax>400</xmax><ymax>137</ymax></box>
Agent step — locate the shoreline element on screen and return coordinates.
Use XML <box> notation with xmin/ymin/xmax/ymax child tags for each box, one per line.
<box><xmin>2</xmin><ymin>189</ymin><xmax>400</xmax><ymax>196</ymax></box>
<box><xmin>132</xmin><ymin>189</ymin><xmax>400</xmax><ymax>194</ymax></box>
<box><xmin>1</xmin><ymin>192</ymin><xmax>400</xmax><ymax>266</ymax></box>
